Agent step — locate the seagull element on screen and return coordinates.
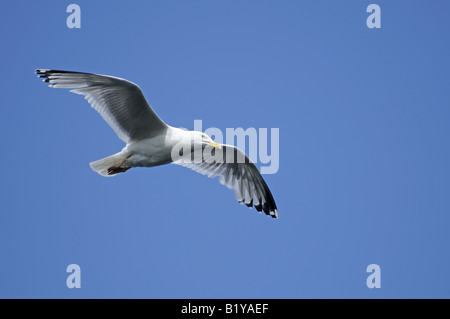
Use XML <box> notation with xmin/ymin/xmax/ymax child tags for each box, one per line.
<box><xmin>36</xmin><ymin>69</ymin><xmax>278</xmax><ymax>218</ymax></box>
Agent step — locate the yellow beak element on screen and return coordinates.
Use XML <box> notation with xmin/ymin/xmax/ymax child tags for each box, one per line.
<box><xmin>208</xmin><ymin>141</ymin><xmax>222</xmax><ymax>149</ymax></box>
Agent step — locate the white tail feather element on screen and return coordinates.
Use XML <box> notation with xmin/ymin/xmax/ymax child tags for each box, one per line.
<box><xmin>89</xmin><ymin>152</ymin><xmax>127</xmax><ymax>177</ymax></box>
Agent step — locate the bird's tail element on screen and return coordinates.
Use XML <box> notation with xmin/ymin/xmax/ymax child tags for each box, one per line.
<box><xmin>89</xmin><ymin>152</ymin><xmax>130</xmax><ymax>177</ymax></box>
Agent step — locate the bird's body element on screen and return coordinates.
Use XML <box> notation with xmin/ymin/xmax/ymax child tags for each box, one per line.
<box><xmin>36</xmin><ymin>69</ymin><xmax>279</xmax><ymax>218</ymax></box>
<box><xmin>115</xmin><ymin>129</ymin><xmax>178</xmax><ymax>170</ymax></box>
<box><xmin>92</xmin><ymin>127</ymin><xmax>192</xmax><ymax>174</ymax></box>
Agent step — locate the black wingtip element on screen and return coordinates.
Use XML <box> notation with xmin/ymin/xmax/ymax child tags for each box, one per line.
<box><xmin>36</xmin><ymin>69</ymin><xmax>52</xmax><ymax>80</ymax></box>
<box><xmin>262</xmin><ymin>203</ymin><xmax>269</xmax><ymax>216</ymax></box>
<box><xmin>36</xmin><ymin>69</ymin><xmax>95</xmax><ymax>75</ymax></box>
<box><xmin>270</xmin><ymin>209</ymin><xmax>279</xmax><ymax>219</ymax></box>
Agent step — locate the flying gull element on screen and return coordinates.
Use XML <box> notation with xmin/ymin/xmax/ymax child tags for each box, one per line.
<box><xmin>36</xmin><ymin>69</ymin><xmax>278</xmax><ymax>218</ymax></box>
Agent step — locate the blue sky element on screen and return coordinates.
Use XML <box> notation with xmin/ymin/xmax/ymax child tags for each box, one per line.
<box><xmin>0</xmin><ymin>1</ymin><xmax>449</xmax><ymax>298</ymax></box>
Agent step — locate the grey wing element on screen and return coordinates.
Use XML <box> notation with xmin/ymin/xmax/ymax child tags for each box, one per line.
<box><xmin>36</xmin><ymin>69</ymin><xmax>168</xmax><ymax>143</ymax></box>
<box><xmin>174</xmin><ymin>144</ymin><xmax>278</xmax><ymax>218</ymax></box>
